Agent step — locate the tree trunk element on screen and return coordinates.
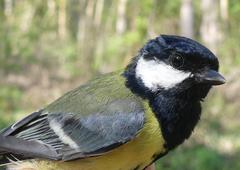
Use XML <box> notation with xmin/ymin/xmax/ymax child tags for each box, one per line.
<box><xmin>86</xmin><ymin>0</ymin><xmax>95</xmax><ymax>19</ymax></box>
<box><xmin>94</xmin><ymin>0</ymin><xmax>104</xmax><ymax>27</ymax></box>
<box><xmin>180</xmin><ymin>0</ymin><xmax>194</xmax><ymax>38</ymax></box>
<box><xmin>77</xmin><ymin>0</ymin><xmax>86</xmax><ymax>47</ymax></box>
<box><xmin>47</xmin><ymin>0</ymin><xmax>56</xmax><ymax>16</ymax></box>
<box><xmin>4</xmin><ymin>0</ymin><xmax>12</xmax><ymax>18</ymax></box>
<box><xmin>20</xmin><ymin>1</ymin><xmax>35</xmax><ymax>32</ymax></box>
<box><xmin>116</xmin><ymin>0</ymin><xmax>127</xmax><ymax>35</ymax></box>
<box><xmin>58</xmin><ymin>0</ymin><xmax>67</xmax><ymax>39</ymax></box>
<box><xmin>200</xmin><ymin>0</ymin><xmax>221</xmax><ymax>53</ymax></box>
<box><xmin>220</xmin><ymin>0</ymin><xmax>228</xmax><ymax>22</ymax></box>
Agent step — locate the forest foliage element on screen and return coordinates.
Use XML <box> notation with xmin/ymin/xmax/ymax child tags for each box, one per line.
<box><xmin>0</xmin><ymin>0</ymin><xmax>240</xmax><ymax>169</ymax></box>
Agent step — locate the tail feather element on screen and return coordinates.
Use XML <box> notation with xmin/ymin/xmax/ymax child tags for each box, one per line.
<box><xmin>0</xmin><ymin>152</ymin><xmax>30</xmax><ymax>165</ymax></box>
<box><xmin>0</xmin><ymin>110</ymin><xmax>60</xmax><ymax>165</ymax></box>
<box><xmin>0</xmin><ymin>135</ymin><xmax>60</xmax><ymax>165</ymax></box>
<box><xmin>0</xmin><ymin>136</ymin><xmax>32</xmax><ymax>165</ymax></box>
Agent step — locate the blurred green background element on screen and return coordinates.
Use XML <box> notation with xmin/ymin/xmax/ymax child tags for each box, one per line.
<box><xmin>0</xmin><ymin>0</ymin><xmax>239</xmax><ymax>169</ymax></box>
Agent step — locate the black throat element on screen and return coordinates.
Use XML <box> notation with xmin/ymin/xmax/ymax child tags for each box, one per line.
<box><xmin>148</xmin><ymin>91</ymin><xmax>201</xmax><ymax>150</ymax></box>
<box><xmin>123</xmin><ymin>59</ymin><xmax>203</xmax><ymax>150</ymax></box>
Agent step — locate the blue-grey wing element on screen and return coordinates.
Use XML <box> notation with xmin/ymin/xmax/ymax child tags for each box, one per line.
<box><xmin>0</xmin><ymin>99</ymin><xmax>145</xmax><ymax>161</ymax></box>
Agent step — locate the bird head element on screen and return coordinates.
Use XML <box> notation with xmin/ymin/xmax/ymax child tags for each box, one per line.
<box><xmin>124</xmin><ymin>35</ymin><xmax>225</xmax><ymax>100</ymax></box>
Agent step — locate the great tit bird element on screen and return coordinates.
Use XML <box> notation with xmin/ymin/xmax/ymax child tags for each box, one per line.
<box><xmin>0</xmin><ymin>35</ymin><xmax>225</xmax><ymax>170</ymax></box>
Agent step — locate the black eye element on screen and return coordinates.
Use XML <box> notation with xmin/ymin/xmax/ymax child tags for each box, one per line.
<box><xmin>170</xmin><ymin>53</ymin><xmax>184</xmax><ymax>68</ymax></box>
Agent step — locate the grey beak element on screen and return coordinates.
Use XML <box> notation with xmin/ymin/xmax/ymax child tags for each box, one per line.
<box><xmin>195</xmin><ymin>69</ymin><xmax>226</xmax><ymax>85</ymax></box>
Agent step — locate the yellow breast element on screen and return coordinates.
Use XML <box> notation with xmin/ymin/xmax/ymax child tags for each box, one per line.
<box><xmin>16</xmin><ymin>102</ymin><xmax>166</xmax><ymax>170</ymax></box>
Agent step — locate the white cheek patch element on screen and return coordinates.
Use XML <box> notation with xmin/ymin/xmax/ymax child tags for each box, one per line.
<box><xmin>136</xmin><ymin>57</ymin><xmax>191</xmax><ymax>91</ymax></box>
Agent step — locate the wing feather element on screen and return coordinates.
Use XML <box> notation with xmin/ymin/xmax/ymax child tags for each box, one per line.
<box><xmin>0</xmin><ymin>100</ymin><xmax>144</xmax><ymax>162</ymax></box>
<box><xmin>0</xmin><ymin>72</ymin><xmax>145</xmax><ymax>163</ymax></box>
